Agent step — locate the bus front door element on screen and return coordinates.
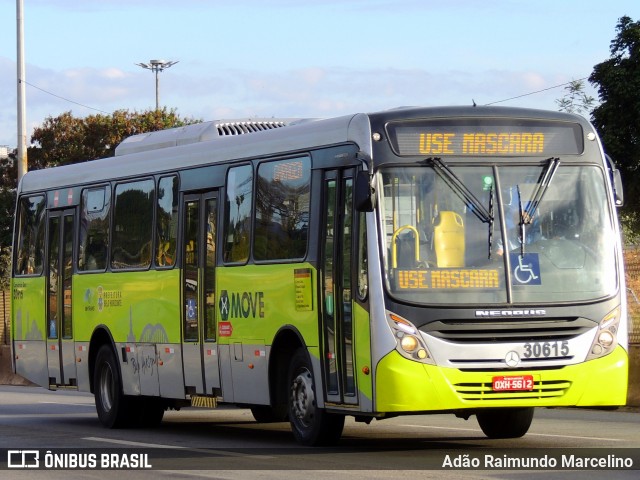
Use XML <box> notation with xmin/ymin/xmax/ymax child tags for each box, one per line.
<box><xmin>321</xmin><ymin>169</ymin><xmax>359</xmax><ymax>406</ymax></box>
<box><xmin>46</xmin><ymin>209</ymin><xmax>76</xmax><ymax>387</ymax></box>
<box><xmin>182</xmin><ymin>192</ymin><xmax>220</xmax><ymax>396</ymax></box>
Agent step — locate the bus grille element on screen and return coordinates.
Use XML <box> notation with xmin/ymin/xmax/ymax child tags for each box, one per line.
<box><xmin>454</xmin><ymin>379</ymin><xmax>571</xmax><ymax>401</ymax></box>
<box><xmin>423</xmin><ymin>318</ymin><xmax>594</xmax><ymax>343</ymax></box>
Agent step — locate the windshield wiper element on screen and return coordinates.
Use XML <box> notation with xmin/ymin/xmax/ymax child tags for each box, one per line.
<box><xmin>428</xmin><ymin>158</ymin><xmax>494</xmax><ymax>259</ymax></box>
<box><xmin>488</xmin><ymin>184</ymin><xmax>494</xmax><ymax>260</ymax></box>
<box><xmin>517</xmin><ymin>157</ymin><xmax>560</xmax><ymax>255</ymax></box>
<box><xmin>429</xmin><ymin>158</ymin><xmax>492</xmax><ymax>224</ymax></box>
<box><xmin>523</xmin><ymin>157</ymin><xmax>560</xmax><ymax>224</ymax></box>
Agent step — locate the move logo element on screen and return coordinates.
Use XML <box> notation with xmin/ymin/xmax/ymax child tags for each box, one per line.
<box><xmin>219</xmin><ymin>290</ymin><xmax>265</xmax><ymax>321</ymax></box>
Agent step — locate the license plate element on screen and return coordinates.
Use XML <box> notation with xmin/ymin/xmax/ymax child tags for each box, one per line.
<box><xmin>492</xmin><ymin>375</ymin><xmax>534</xmax><ymax>392</ymax></box>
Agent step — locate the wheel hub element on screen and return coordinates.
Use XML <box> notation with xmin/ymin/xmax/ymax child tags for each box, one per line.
<box><xmin>98</xmin><ymin>364</ymin><xmax>114</xmax><ymax>413</ymax></box>
<box><xmin>291</xmin><ymin>369</ymin><xmax>315</xmax><ymax>427</ymax></box>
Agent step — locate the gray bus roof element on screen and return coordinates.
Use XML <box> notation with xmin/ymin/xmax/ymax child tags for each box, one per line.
<box><xmin>18</xmin><ymin>113</ymin><xmax>371</xmax><ymax>194</ymax></box>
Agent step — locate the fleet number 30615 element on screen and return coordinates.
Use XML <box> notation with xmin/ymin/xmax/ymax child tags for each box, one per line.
<box><xmin>523</xmin><ymin>340</ymin><xmax>570</xmax><ymax>358</ymax></box>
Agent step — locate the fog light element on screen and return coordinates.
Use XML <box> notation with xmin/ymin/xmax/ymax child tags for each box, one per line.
<box><xmin>417</xmin><ymin>349</ymin><xmax>428</xmax><ymax>359</ymax></box>
<box><xmin>400</xmin><ymin>335</ymin><xmax>419</xmax><ymax>353</ymax></box>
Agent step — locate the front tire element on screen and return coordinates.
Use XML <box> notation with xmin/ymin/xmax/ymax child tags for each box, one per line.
<box><xmin>288</xmin><ymin>348</ymin><xmax>344</xmax><ymax>446</ymax></box>
<box><xmin>476</xmin><ymin>407</ymin><xmax>534</xmax><ymax>439</ymax></box>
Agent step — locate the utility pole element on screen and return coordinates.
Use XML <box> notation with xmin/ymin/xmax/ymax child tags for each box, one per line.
<box><xmin>16</xmin><ymin>0</ymin><xmax>28</xmax><ymax>181</ymax></box>
<box><xmin>135</xmin><ymin>60</ymin><xmax>178</xmax><ymax>110</ymax></box>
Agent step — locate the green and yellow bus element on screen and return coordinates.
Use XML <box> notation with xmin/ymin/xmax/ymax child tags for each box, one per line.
<box><xmin>11</xmin><ymin>106</ymin><xmax>628</xmax><ymax>445</ymax></box>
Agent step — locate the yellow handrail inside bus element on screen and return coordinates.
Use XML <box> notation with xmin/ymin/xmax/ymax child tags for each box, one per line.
<box><xmin>391</xmin><ymin>225</ymin><xmax>420</xmax><ymax>269</ymax></box>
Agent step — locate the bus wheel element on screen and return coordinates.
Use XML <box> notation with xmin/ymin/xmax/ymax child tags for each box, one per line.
<box><xmin>94</xmin><ymin>345</ymin><xmax>130</xmax><ymax>428</ymax></box>
<box><xmin>133</xmin><ymin>397</ymin><xmax>165</xmax><ymax>428</ymax></box>
<box><xmin>476</xmin><ymin>407</ymin><xmax>534</xmax><ymax>439</ymax></box>
<box><xmin>287</xmin><ymin>348</ymin><xmax>344</xmax><ymax>446</ymax></box>
<box><xmin>251</xmin><ymin>405</ymin><xmax>287</xmax><ymax>423</ymax></box>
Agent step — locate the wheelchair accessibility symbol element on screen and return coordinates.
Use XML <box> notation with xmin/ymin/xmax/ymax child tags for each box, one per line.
<box><xmin>186</xmin><ymin>298</ymin><xmax>198</xmax><ymax>320</ymax></box>
<box><xmin>510</xmin><ymin>253</ymin><xmax>542</xmax><ymax>285</ymax></box>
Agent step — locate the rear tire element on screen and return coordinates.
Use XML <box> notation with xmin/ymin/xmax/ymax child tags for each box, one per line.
<box><xmin>288</xmin><ymin>348</ymin><xmax>344</xmax><ymax>446</ymax></box>
<box><xmin>251</xmin><ymin>405</ymin><xmax>287</xmax><ymax>423</ymax></box>
<box><xmin>476</xmin><ymin>407</ymin><xmax>534</xmax><ymax>439</ymax></box>
<box><xmin>93</xmin><ymin>345</ymin><xmax>131</xmax><ymax>428</ymax></box>
<box><xmin>132</xmin><ymin>397</ymin><xmax>165</xmax><ymax>428</ymax></box>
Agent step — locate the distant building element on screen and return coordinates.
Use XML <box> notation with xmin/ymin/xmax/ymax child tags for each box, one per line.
<box><xmin>0</xmin><ymin>146</ymin><xmax>8</xmax><ymax>159</ymax></box>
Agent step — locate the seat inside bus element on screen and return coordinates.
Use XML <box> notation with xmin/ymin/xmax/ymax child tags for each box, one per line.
<box><xmin>433</xmin><ymin>211</ymin><xmax>465</xmax><ymax>268</ymax></box>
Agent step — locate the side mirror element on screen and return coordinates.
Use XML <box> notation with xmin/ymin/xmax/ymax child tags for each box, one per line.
<box><xmin>605</xmin><ymin>154</ymin><xmax>624</xmax><ymax>207</ymax></box>
<box><xmin>613</xmin><ymin>169</ymin><xmax>624</xmax><ymax>207</ymax></box>
<box><xmin>355</xmin><ymin>170</ymin><xmax>375</xmax><ymax>212</ymax></box>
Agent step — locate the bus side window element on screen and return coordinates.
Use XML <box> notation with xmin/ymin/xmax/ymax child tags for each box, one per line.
<box><xmin>254</xmin><ymin>157</ymin><xmax>310</xmax><ymax>261</ymax></box>
<box><xmin>79</xmin><ymin>186</ymin><xmax>111</xmax><ymax>272</ymax></box>
<box><xmin>111</xmin><ymin>179</ymin><xmax>154</xmax><ymax>270</ymax></box>
<box><xmin>156</xmin><ymin>175</ymin><xmax>179</xmax><ymax>267</ymax></box>
<box><xmin>15</xmin><ymin>195</ymin><xmax>45</xmax><ymax>276</ymax></box>
<box><xmin>223</xmin><ymin>164</ymin><xmax>253</xmax><ymax>264</ymax></box>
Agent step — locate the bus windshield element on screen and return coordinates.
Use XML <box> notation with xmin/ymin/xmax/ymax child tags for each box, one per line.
<box><xmin>379</xmin><ymin>164</ymin><xmax>618</xmax><ymax>304</ymax></box>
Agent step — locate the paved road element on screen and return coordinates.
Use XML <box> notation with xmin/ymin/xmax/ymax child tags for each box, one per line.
<box><xmin>0</xmin><ymin>386</ymin><xmax>638</xmax><ymax>479</ymax></box>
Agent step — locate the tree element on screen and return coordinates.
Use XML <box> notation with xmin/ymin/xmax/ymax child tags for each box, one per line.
<box><xmin>29</xmin><ymin>108</ymin><xmax>201</xmax><ymax>168</ymax></box>
<box><xmin>589</xmin><ymin>16</ymin><xmax>640</xmax><ymax>241</ymax></box>
<box><xmin>555</xmin><ymin>79</ymin><xmax>595</xmax><ymax>116</ymax></box>
<box><xmin>0</xmin><ymin>150</ymin><xmax>17</xmax><ymax>288</ymax></box>
<box><xmin>0</xmin><ymin>150</ymin><xmax>17</xmax><ymax>247</ymax></box>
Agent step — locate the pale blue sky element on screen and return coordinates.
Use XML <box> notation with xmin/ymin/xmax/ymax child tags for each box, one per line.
<box><xmin>1</xmin><ymin>0</ymin><xmax>638</xmax><ymax>148</ymax></box>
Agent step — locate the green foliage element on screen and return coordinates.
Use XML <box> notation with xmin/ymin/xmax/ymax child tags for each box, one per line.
<box><xmin>0</xmin><ymin>246</ymin><xmax>11</xmax><ymax>291</ymax></box>
<box><xmin>620</xmin><ymin>210</ymin><xmax>640</xmax><ymax>245</ymax></box>
<box><xmin>0</xmin><ymin>152</ymin><xmax>17</xmax><ymax>248</ymax></box>
<box><xmin>0</xmin><ymin>151</ymin><xmax>17</xmax><ymax>289</ymax></box>
<box><xmin>555</xmin><ymin>79</ymin><xmax>596</xmax><ymax>116</ymax></box>
<box><xmin>28</xmin><ymin>108</ymin><xmax>201</xmax><ymax>168</ymax></box>
<box><xmin>589</xmin><ymin>16</ymin><xmax>640</xmax><ymax>241</ymax></box>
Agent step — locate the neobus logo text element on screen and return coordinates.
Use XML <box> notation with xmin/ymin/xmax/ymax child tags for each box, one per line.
<box><xmin>219</xmin><ymin>290</ymin><xmax>265</xmax><ymax>321</ymax></box>
<box><xmin>475</xmin><ymin>309</ymin><xmax>546</xmax><ymax>317</ymax></box>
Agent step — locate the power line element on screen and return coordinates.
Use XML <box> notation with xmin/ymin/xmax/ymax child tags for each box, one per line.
<box><xmin>485</xmin><ymin>77</ymin><xmax>590</xmax><ymax>106</ymax></box>
<box><xmin>21</xmin><ymin>73</ymin><xmax>592</xmax><ymax>116</ymax></box>
<box><xmin>21</xmin><ymin>79</ymin><xmax>110</xmax><ymax>114</ymax></box>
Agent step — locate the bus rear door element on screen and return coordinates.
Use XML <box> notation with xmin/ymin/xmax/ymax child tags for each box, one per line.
<box><xmin>46</xmin><ymin>209</ymin><xmax>77</xmax><ymax>387</ymax></box>
<box><xmin>181</xmin><ymin>192</ymin><xmax>220</xmax><ymax>395</ymax></box>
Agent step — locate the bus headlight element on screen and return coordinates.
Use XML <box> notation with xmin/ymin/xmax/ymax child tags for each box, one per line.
<box><xmin>387</xmin><ymin>311</ymin><xmax>435</xmax><ymax>364</ymax></box>
<box><xmin>586</xmin><ymin>307</ymin><xmax>620</xmax><ymax>360</ymax></box>
<box><xmin>598</xmin><ymin>330</ymin><xmax>615</xmax><ymax>348</ymax></box>
<box><xmin>400</xmin><ymin>335</ymin><xmax>419</xmax><ymax>352</ymax></box>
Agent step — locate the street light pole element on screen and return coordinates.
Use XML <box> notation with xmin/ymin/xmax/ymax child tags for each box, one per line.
<box><xmin>135</xmin><ymin>59</ymin><xmax>178</xmax><ymax>110</ymax></box>
<box><xmin>16</xmin><ymin>0</ymin><xmax>28</xmax><ymax>181</ymax></box>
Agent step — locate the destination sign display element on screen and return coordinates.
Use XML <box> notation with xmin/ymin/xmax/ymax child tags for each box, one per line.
<box><xmin>393</xmin><ymin>268</ymin><xmax>500</xmax><ymax>290</ymax></box>
<box><xmin>387</xmin><ymin>119</ymin><xmax>583</xmax><ymax>157</ymax></box>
